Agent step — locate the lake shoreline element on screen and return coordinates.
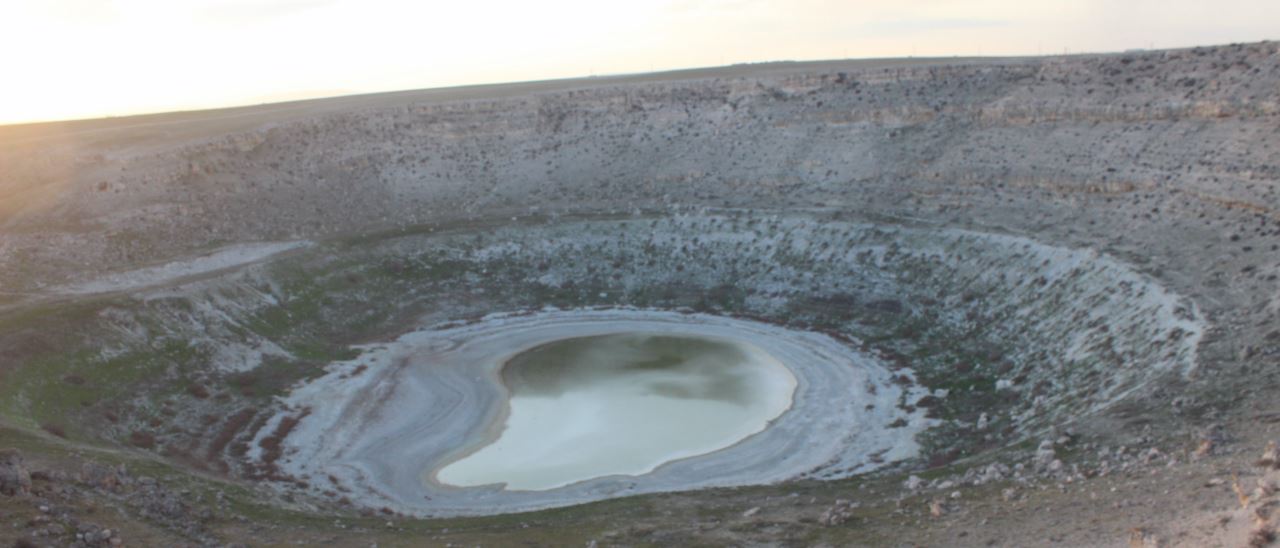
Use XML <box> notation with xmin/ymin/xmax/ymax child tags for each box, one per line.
<box><xmin>271</xmin><ymin>308</ymin><xmax>932</xmax><ymax>517</ymax></box>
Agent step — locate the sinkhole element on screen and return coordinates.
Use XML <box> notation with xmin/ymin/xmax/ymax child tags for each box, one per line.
<box><xmin>0</xmin><ymin>214</ymin><xmax>1205</xmax><ymax>517</ymax></box>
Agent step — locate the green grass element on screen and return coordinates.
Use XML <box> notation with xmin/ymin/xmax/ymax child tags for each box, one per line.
<box><xmin>0</xmin><ymin>340</ymin><xmax>207</xmax><ymax>439</ymax></box>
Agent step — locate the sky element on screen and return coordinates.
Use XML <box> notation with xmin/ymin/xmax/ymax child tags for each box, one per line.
<box><xmin>2</xmin><ymin>0</ymin><xmax>1279</xmax><ymax>125</ymax></box>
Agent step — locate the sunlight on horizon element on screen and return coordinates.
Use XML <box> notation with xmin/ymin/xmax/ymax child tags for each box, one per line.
<box><xmin>2</xmin><ymin>0</ymin><xmax>1278</xmax><ymax>125</ymax></box>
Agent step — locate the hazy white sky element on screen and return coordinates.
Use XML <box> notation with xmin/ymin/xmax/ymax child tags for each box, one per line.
<box><xmin>2</xmin><ymin>0</ymin><xmax>1278</xmax><ymax>125</ymax></box>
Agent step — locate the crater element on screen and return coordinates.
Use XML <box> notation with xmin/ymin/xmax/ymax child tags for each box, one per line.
<box><xmin>4</xmin><ymin>44</ymin><xmax>1267</xmax><ymax>540</ymax></box>
<box><xmin>0</xmin><ymin>207</ymin><xmax>1209</xmax><ymax>518</ymax></box>
<box><xmin>0</xmin><ymin>212</ymin><xmax>1207</xmax><ymax>517</ymax></box>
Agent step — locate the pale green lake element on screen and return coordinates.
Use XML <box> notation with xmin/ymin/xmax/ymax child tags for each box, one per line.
<box><xmin>435</xmin><ymin>333</ymin><xmax>797</xmax><ymax>490</ymax></box>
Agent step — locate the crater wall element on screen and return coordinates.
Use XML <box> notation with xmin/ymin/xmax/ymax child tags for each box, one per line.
<box><xmin>0</xmin><ymin>43</ymin><xmax>1277</xmax><ymax>303</ymax></box>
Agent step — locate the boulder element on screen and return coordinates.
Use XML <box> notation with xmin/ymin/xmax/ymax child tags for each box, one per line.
<box><xmin>0</xmin><ymin>448</ymin><xmax>32</xmax><ymax>496</ymax></box>
<box><xmin>78</xmin><ymin>462</ymin><xmax>127</xmax><ymax>491</ymax></box>
<box><xmin>1033</xmin><ymin>439</ymin><xmax>1057</xmax><ymax>471</ymax></box>
<box><xmin>818</xmin><ymin>499</ymin><xmax>857</xmax><ymax>526</ymax></box>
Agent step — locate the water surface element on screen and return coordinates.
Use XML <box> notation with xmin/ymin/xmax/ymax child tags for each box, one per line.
<box><xmin>435</xmin><ymin>333</ymin><xmax>796</xmax><ymax>490</ymax></box>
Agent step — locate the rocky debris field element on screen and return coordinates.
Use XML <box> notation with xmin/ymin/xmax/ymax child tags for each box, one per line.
<box><xmin>0</xmin><ymin>446</ymin><xmax>207</xmax><ymax>547</ymax></box>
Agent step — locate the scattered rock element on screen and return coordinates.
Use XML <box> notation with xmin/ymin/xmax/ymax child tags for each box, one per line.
<box><xmin>1259</xmin><ymin>441</ymin><xmax>1280</xmax><ymax>470</ymax></box>
<box><xmin>975</xmin><ymin>463</ymin><xmax>1008</xmax><ymax>484</ymax></box>
<box><xmin>1194</xmin><ymin>439</ymin><xmax>1215</xmax><ymax>459</ymax></box>
<box><xmin>1128</xmin><ymin>527</ymin><xmax>1161</xmax><ymax>547</ymax></box>
<box><xmin>1034</xmin><ymin>440</ymin><xmax>1057</xmax><ymax>472</ymax></box>
<box><xmin>78</xmin><ymin>462</ymin><xmax>127</xmax><ymax>491</ymax></box>
<box><xmin>1047</xmin><ymin>459</ymin><xmax>1064</xmax><ymax>474</ymax></box>
<box><xmin>1236</xmin><ymin>473</ymin><xmax>1253</xmax><ymax>509</ymax></box>
<box><xmin>818</xmin><ymin>499</ymin><xmax>858</xmax><ymax>526</ymax></box>
<box><xmin>1193</xmin><ymin>424</ymin><xmax>1227</xmax><ymax>460</ymax></box>
<box><xmin>0</xmin><ymin>449</ymin><xmax>32</xmax><ymax>496</ymax></box>
<box><xmin>1250</xmin><ymin>525</ymin><xmax>1277</xmax><ymax>548</ymax></box>
<box><xmin>126</xmin><ymin>478</ymin><xmax>204</xmax><ymax>536</ymax></box>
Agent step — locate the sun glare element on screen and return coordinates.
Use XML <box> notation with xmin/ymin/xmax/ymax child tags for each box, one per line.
<box><xmin>1</xmin><ymin>0</ymin><xmax>1278</xmax><ymax>125</ymax></box>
